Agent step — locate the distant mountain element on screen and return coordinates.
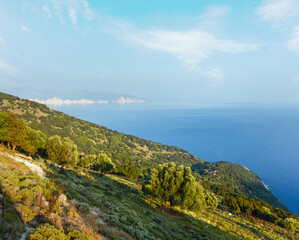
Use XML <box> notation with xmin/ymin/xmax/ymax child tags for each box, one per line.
<box><xmin>2</xmin><ymin>87</ymin><xmax>147</xmax><ymax>102</ymax></box>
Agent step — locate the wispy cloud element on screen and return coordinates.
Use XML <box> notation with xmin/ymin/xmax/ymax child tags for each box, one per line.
<box><xmin>42</xmin><ymin>5</ymin><xmax>52</xmax><ymax>17</ymax></box>
<box><xmin>116</xmin><ymin>26</ymin><xmax>261</xmax><ymax>79</ymax></box>
<box><xmin>0</xmin><ymin>60</ymin><xmax>19</xmax><ymax>76</ymax></box>
<box><xmin>0</xmin><ymin>37</ymin><xmax>4</xmax><ymax>48</ymax></box>
<box><xmin>203</xmin><ymin>5</ymin><xmax>231</xmax><ymax>18</ymax></box>
<box><xmin>43</xmin><ymin>0</ymin><xmax>95</xmax><ymax>26</ymax></box>
<box><xmin>292</xmin><ymin>76</ymin><xmax>299</xmax><ymax>83</ymax></box>
<box><xmin>21</xmin><ymin>26</ymin><xmax>31</xmax><ymax>32</ymax></box>
<box><xmin>286</xmin><ymin>26</ymin><xmax>299</xmax><ymax>54</ymax></box>
<box><xmin>256</xmin><ymin>0</ymin><xmax>299</xmax><ymax>27</ymax></box>
<box><xmin>68</xmin><ymin>8</ymin><xmax>77</xmax><ymax>25</ymax></box>
<box><xmin>113</xmin><ymin>97</ymin><xmax>147</xmax><ymax>104</ymax></box>
<box><xmin>201</xmin><ymin>68</ymin><xmax>224</xmax><ymax>81</ymax></box>
<box><xmin>31</xmin><ymin>97</ymin><xmax>97</xmax><ymax>106</ymax></box>
<box><xmin>256</xmin><ymin>0</ymin><xmax>299</xmax><ymax>54</ymax></box>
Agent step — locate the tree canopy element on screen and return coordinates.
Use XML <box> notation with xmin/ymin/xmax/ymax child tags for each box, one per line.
<box><xmin>46</xmin><ymin>135</ymin><xmax>78</xmax><ymax>166</ymax></box>
<box><xmin>144</xmin><ymin>163</ymin><xmax>207</xmax><ymax>211</ymax></box>
<box><xmin>91</xmin><ymin>153</ymin><xmax>115</xmax><ymax>176</ymax></box>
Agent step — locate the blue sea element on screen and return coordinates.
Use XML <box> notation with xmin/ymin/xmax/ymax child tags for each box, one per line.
<box><xmin>55</xmin><ymin>103</ymin><xmax>299</xmax><ymax>215</ymax></box>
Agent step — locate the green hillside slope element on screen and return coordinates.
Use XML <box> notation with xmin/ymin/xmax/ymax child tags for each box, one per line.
<box><xmin>0</xmin><ymin>92</ymin><xmax>202</xmax><ymax>169</ymax></box>
<box><xmin>1</xmin><ymin>147</ymin><xmax>297</xmax><ymax>240</ymax></box>
<box><xmin>0</xmin><ymin>92</ymin><xmax>289</xmax><ymax>210</ymax></box>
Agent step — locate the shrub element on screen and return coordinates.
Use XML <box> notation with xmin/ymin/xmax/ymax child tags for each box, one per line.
<box><xmin>77</xmin><ymin>202</ymin><xmax>91</xmax><ymax>212</ymax></box>
<box><xmin>29</xmin><ymin>223</ymin><xmax>68</xmax><ymax>240</ymax></box>
<box><xmin>4</xmin><ymin>213</ymin><xmax>19</xmax><ymax>222</ymax></box>
<box><xmin>67</xmin><ymin>229</ymin><xmax>93</xmax><ymax>240</ymax></box>
<box><xmin>283</xmin><ymin>218</ymin><xmax>298</xmax><ymax>232</ymax></box>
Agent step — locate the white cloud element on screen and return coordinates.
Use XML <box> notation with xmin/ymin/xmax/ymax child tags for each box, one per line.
<box><xmin>68</xmin><ymin>8</ymin><xmax>77</xmax><ymax>25</ymax></box>
<box><xmin>97</xmin><ymin>100</ymin><xmax>109</xmax><ymax>104</ymax></box>
<box><xmin>0</xmin><ymin>37</ymin><xmax>4</xmax><ymax>48</ymax></box>
<box><xmin>256</xmin><ymin>0</ymin><xmax>299</xmax><ymax>27</ymax></box>
<box><xmin>118</xmin><ymin>27</ymin><xmax>261</xmax><ymax>78</ymax></box>
<box><xmin>202</xmin><ymin>6</ymin><xmax>231</xmax><ymax>19</ymax></box>
<box><xmin>286</xmin><ymin>25</ymin><xmax>299</xmax><ymax>54</ymax></box>
<box><xmin>42</xmin><ymin>5</ymin><xmax>52</xmax><ymax>17</ymax></box>
<box><xmin>292</xmin><ymin>76</ymin><xmax>299</xmax><ymax>83</ymax></box>
<box><xmin>31</xmin><ymin>97</ymin><xmax>146</xmax><ymax>106</ymax></box>
<box><xmin>21</xmin><ymin>26</ymin><xmax>31</xmax><ymax>32</ymax></box>
<box><xmin>113</xmin><ymin>97</ymin><xmax>147</xmax><ymax>104</ymax></box>
<box><xmin>82</xmin><ymin>0</ymin><xmax>94</xmax><ymax>20</ymax></box>
<box><xmin>31</xmin><ymin>97</ymin><xmax>96</xmax><ymax>106</ymax></box>
<box><xmin>201</xmin><ymin>68</ymin><xmax>224</xmax><ymax>80</ymax></box>
<box><xmin>0</xmin><ymin>60</ymin><xmax>19</xmax><ymax>76</ymax></box>
<box><xmin>46</xmin><ymin>0</ymin><xmax>94</xmax><ymax>25</ymax></box>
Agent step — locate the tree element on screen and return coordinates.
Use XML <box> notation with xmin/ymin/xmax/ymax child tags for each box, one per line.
<box><xmin>46</xmin><ymin>135</ymin><xmax>78</xmax><ymax>166</ymax></box>
<box><xmin>283</xmin><ymin>218</ymin><xmax>298</xmax><ymax>232</ymax></box>
<box><xmin>0</xmin><ymin>112</ymin><xmax>8</xmax><ymax>143</ymax></box>
<box><xmin>3</xmin><ymin>113</ymin><xmax>34</xmax><ymax>154</ymax></box>
<box><xmin>144</xmin><ymin>163</ymin><xmax>207</xmax><ymax>211</ymax></box>
<box><xmin>114</xmin><ymin>164</ymin><xmax>144</xmax><ymax>179</ymax></box>
<box><xmin>26</xmin><ymin>126</ymin><xmax>48</xmax><ymax>156</ymax></box>
<box><xmin>79</xmin><ymin>155</ymin><xmax>97</xmax><ymax>168</ymax></box>
<box><xmin>204</xmin><ymin>190</ymin><xmax>218</xmax><ymax>209</ymax></box>
<box><xmin>91</xmin><ymin>154</ymin><xmax>114</xmax><ymax>176</ymax></box>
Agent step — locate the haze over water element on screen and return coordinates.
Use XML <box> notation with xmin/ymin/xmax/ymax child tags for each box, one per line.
<box><xmin>55</xmin><ymin>103</ymin><xmax>299</xmax><ymax>215</ymax></box>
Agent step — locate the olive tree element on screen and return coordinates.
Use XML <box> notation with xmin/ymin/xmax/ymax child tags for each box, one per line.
<box><xmin>46</xmin><ymin>135</ymin><xmax>78</xmax><ymax>166</ymax></box>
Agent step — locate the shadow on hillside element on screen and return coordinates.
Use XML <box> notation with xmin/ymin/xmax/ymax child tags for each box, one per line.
<box><xmin>45</xmin><ymin>163</ymin><xmax>244</xmax><ymax>240</ymax></box>
<box><xmin>211</xmin><ymin>211</ymin><xmax>274</xmax><ymax>240</ymax></box>
<box><xmin>0</xmin><ymin>188</ymin><xmax>26</xmax><ymax>240</ymax></box>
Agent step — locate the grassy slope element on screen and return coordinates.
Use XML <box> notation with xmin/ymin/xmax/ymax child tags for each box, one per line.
<box><xmin>1</xmin><ymin>148</ymin><xmax>296</xmax><ymax>240</ymax></box>
<box><xmin>0</xmin><ymin>92</ymin><xmax>287</xmax><ymax>210</ymax></box>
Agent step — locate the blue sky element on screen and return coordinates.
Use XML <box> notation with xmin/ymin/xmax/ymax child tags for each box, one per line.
<box><xmin>0</xmin><ymin>0</ymin><xmax>299</xmax><ymax>103</ymax></box>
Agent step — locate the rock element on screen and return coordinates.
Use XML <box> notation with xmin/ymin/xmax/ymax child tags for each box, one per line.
<box><xmin>34</xmin><ymin>194</ymin><xmax>49</xmax><ymax>208</ymax></box>
<box><xmin>97</xmin><ymin>217</ymin><xmax>105</xmax><ymax>225</ymax></box>
<box><xmin>57</xmin><ymin>194</ymin><xmax>67</xmax><ymax>204</ymax></box>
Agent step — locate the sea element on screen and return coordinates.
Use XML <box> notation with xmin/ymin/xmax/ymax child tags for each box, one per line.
<box><xmin>54</xmin><ymin>103</ymin><xmax>299</xmax><ymax>215</ymax></box>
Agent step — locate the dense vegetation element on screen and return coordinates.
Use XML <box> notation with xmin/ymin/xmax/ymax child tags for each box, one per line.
<box><xmin>192</xmin><ymin>161</ymin><xmax>285</xmax><ymax>210</ymax></box>
<box><xmin>143</xmin><ymin>163</ymin><xmax>214</xmax><ymax>211</ymax></box>
<box><xmin>0</xmin><ymin>91</ymin><xmax>298</xmax><ymax>239</ymax></box>
<box><xmin>1</xmin><ymin>146</ymin><xmax>298</xmax><ymax>240</ymax></box>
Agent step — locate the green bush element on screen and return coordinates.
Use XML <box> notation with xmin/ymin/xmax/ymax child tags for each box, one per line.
<box><xmin>4</xmin><ymin>213</ymin><xmax>19</xmax><ymax>222</ymax></box>
<box><xmin>77</xmin><ymin>202</ymin><xmax>91</xmax><ymax>212</ymax></box>
<box><xmin>29</xmin><ymin>223</ymin><xmax>68</xmax><ymax>240</ymax></box>
<box><xmin>67</xmin><ymin>229</ymin><xmax>93</xmax><ymax>240</ymax></box>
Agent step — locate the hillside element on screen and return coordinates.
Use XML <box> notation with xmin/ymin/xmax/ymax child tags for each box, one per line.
<box><xmin>0</xmin><ymin>92</ymin><xmax>202</xmax><ymax>169</ymax></box>
<box><xmin>0</xmin><ymin>92</ymin><xmax>287</xmax><ymax>210</ymax></box>
<box><xmin>0</xmin><ymin>91</ymin><xmax>298</xmax><ymax>239</ymax></box>
<box><xmin>1</xmin><ymin>147</ymin><xmax>298</xmax><ymax>240</ymax></box>
<box><xmin>192</xmin><ymin>161</ymin><xmax>286</xmax><ymax>210</ymax></box>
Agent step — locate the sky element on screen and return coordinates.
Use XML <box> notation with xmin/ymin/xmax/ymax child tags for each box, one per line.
<box><xmin>0</xmin><ymin>0</ymin><xmax>299</xmax><ymax>104</ymax></box>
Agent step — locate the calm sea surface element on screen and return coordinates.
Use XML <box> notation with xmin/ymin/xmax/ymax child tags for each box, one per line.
<box><xmin>55</xmin><ymin>103</ymin><xmax>299</xmax><ymax>215</ymax></box>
